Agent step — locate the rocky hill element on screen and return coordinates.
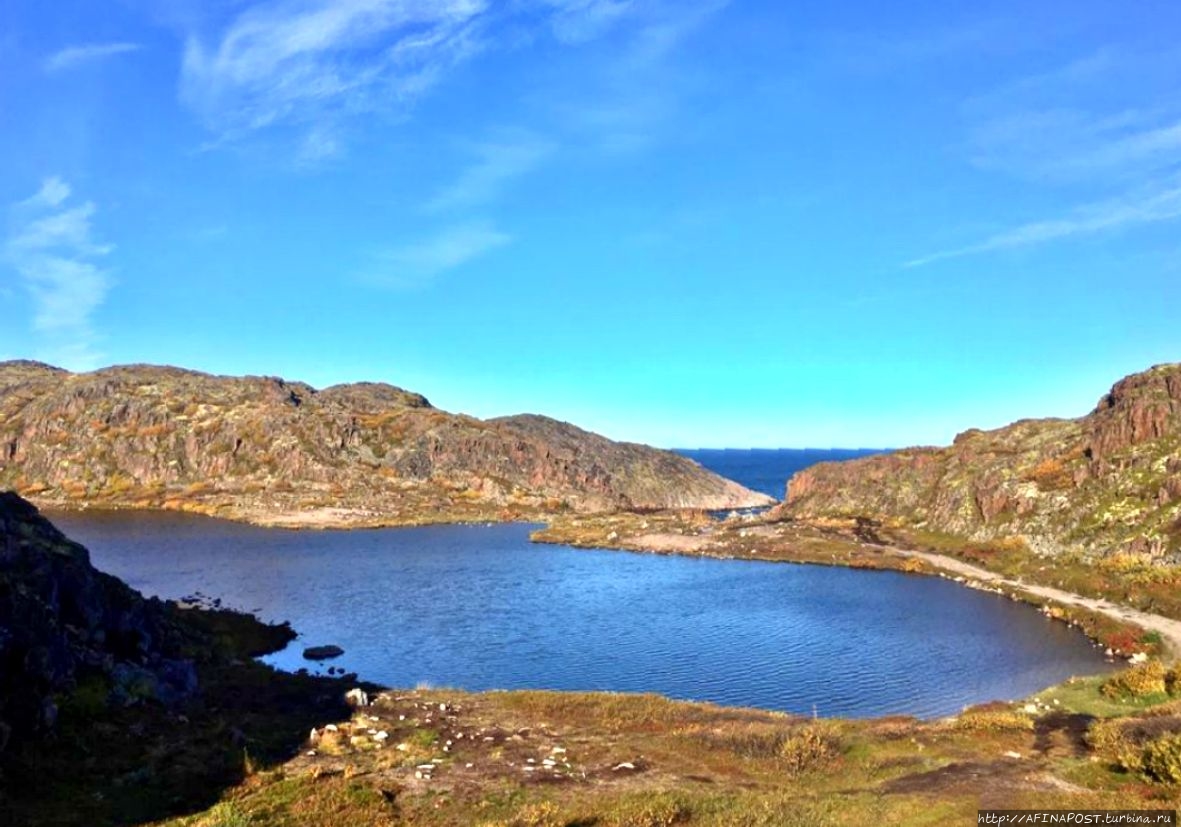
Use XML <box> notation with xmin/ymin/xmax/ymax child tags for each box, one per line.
<box><xmin>0</xmin><ymin>490</ymin><xmax>346</xmax><ymax>826</ymax></box>
<box><xmin>783</xmin><ymin>364</ymin><xmax>1181</xmax><ymax>560</ymax></box>
<box><xmin>0</xmin><ymin>491</ymin><xmax>199</xmax><ymax>751</ymax></box>
<box><xmin>0</xmin><ymin>361</ymin><xmax>770</xmax><ymax>527</ymax></box>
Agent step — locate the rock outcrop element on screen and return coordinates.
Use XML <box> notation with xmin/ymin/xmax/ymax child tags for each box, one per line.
<box><xmin>783</xmin><ymin>364</ymin><xmax>1181</xmax><ymax>560</ymax></box>
<box><xmin>0</xmin><ymin>362</ymin><xmax>771</xmax><ymax>527</ymax></box>
<box><xmin>0</xmin><ymin>492</ymin><xmax>198</xmax><ymax>748</ymax></box>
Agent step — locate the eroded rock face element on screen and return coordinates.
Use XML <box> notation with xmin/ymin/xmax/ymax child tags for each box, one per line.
<box><xmin>783</xmin><ymin>364</ymin><xmax>1181</xmax><ymax>560</ymax></box>
<box><xmin>0</xmin><ymin>492</ymin><xmax>196</xmax><ymax>745</ymax></box>
<box><xmin>1088</xmin><ymin>365</ymin><xmax>1181</xmax><ymax>463</ymax></box>
<box><xmin>0</xmin><ymin>362</ymin><xmax>771</xmax><ymax>525</ymax></box>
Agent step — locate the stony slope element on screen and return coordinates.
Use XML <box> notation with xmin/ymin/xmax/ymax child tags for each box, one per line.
<box><xmin>783</xmin><ymin>363</ymin><xmax>1181</xmax><ymax>560</ymax></box>
<box><xmin>0</xmin><ymin>491</ymin><xmax>198</xmax><ymax>750</ymax></box>
<box><xmin>0</xmin><ymin>361</ymin><xmax>770</xmax><ymax>527</ymax></box>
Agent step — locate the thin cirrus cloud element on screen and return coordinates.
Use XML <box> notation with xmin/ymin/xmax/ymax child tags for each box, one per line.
<box><xmin>178</xmin><ymin>0</ymin><xmax>717</xmax><ymax>156</ymax></box>
<box><xmin>180</xmin><ymin>0</ymin><xmax>489</xmax><ymax>143</ymax></box>
<box><xmin>44</xmin><ymin>42</ymin><xmax>142</xmax><ymax>73</ymax></box>
<box><xmin>905</xmin><ymin>182</ymin><xmax>1181</xmax><ymax>268</ymax></box>
<box><xmin>908</xmin><ymin>48</ymin><xmax>1181</xmax><ymax>267</ymax></box>
<box><xmin>3</xmin><ymin>178</ymin><xmax>113</xmax><ymax>368</ymax></box>
<box><xmin>425</xmin><ymin>132</ymin><xmax>556</xmax><ymax>214</ymax></box>
<box><xmin>543</xmin><ymin>0</ymin><xmax>636</xmax><ymax>44</ymax></box>
<box><xmin>363</xmin><ymin>221</ymin><xmax>511</xmax><ymax>288</ymax></box>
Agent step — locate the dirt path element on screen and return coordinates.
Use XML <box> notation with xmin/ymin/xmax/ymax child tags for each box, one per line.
<box><xmin>873</xmin><ymin>543</ymin><xmax>1181</xmax><ymax>658</ymax></box>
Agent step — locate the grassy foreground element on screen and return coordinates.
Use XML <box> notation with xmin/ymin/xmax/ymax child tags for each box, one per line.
<box><xmin>11</xmin><ymin>511</ymin><xmax>1181</xmax><ymax>826</ymax></box>
<box><xmin>152</xmin><ymin>673</ymin><xmax>1181</xmax><ymax>827</ymax></box>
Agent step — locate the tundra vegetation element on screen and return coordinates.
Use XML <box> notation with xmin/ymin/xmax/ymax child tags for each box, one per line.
<box><xmin>5</xmin><ymin>364</ymin><xmax>1181</xmax><ymax>824</ymax></box>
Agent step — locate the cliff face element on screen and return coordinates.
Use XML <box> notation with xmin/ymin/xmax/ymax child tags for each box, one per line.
<box><xmin>0</xmin><ymin>362</ymin><xmax>770</xmax><ymax>526</ymax></box>
<box><xmin>784</xmin><ymin>364</ymin><xmax>1181</xmax><ymax>560</ymax></box>
<box><xmin>0</xmin><ymin>492</ymin><xmax>197</xmax><ymax>750</ymax></box>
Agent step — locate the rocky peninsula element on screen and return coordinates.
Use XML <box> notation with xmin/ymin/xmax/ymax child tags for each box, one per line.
<box><xmin>0</xmin><ymin>361</ymin><xmax>771</xmax><ymax>528</ymax></box>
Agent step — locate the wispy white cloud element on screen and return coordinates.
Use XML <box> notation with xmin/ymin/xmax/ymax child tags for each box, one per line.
<box><xmin>541</xmin><ymin>0</ymin><xmax>636</xmax><ymax>44</ymax></box>
<box><xmin>19</xmin><ymin>177</ymin><xmax>72</xmax><ymax>209</ymax></box>
<box><xmin>180</xmin><ymin>0</ymin><xmax>489</xmax><ymax>154</ymax></box>
<box><xmin>909</xmin><ymin>48</ymin><xmax>1181</xmax><ymax>266</ymax></box>
<box><xmin>44</xmin><ymin>42</ymin><xmax>141</xmax><ymax>73</ymax></box>
<box><xmin>179</xmin><ymin>0</ymin><xmax>729</xmax><ymax>159</ymax></box>
<box><xmin>4</xmin><ymin>178</ymin><xmax>112</xmax><ymax>367</ymax></box>
<box><xmin>363</xmin><ymin>221</ymin><xmax>510</xmax><ymax>288</ymax></box>
<box><xmin>960</xmin><ymin>47</ymin><xmax>1181</xmax><ymax>184</ymax></box>
<box><xmin>906</xmin><ymin>182</ymin><xmax>1181</xmax><ymax>268</ymax></box>
<box><xmin>425</xmin><ymin>131</ymin><xmax>555</xmax><ymax>213</ymax></box>
<box><xmin>546</xmin><ymin>0</ymin><xmax>730</xmax><ymax>154</ymax></box>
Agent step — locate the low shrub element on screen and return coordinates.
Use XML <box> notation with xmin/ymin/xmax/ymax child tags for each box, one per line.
<box><xmin>1165</xmin><ymin>665</ymin><xmax>1181</xmax><ymax>696</ymax></box>
<box><xmin>1026</xmin><ymin>458</ymin><xmax>1073</xmax><ymax>491</ymax></box>
<box><xmin>1103</xmin><ymin>628</ymin><xmax>1143</xmax><ymax>654</ymax></box>
<box><xmin>1101</xmin><ymin>662</ymin><xmax>1167</xmax><ymax>699</ymax></box>
<box><xmin>950</xmin><ymin>709</ymin><xmax>1035</xmax><ymax>733</ymax></box>
<box><xmin>778</xmin><ymin>724</ymin><xmax>841</xmax><ymax>775</ymax></box>
<box><xmin>1141</xmin><ymin>732</ymin><xmax>1181</xmax><ymax>783</ymax></box>
<box><xmin>1086</xmin><ymin>718</ymin><xmax>1142</xmax><ymax>773</ymax></box>
<box><xmin>488</xmin><ymin>801</ymin><xmax>564</xmax><ymax>827</ymax></box>
<box><xmin>601</xmin><ymin>794</ymin><xmax>691</xmax><ymax>827</ymax></box>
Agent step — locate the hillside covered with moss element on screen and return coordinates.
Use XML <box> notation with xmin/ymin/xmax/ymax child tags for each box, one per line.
<box><xmin>783</xmin><ymin>364</ymin><xmax>1181</xmax><ymax>560</ymax></box>
<box><xmin>0</xmin><ymin>361</ymin><xmax>770</xmax><ymax>528</ymax></box>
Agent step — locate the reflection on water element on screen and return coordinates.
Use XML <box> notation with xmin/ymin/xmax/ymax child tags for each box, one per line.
<box><xmin>50</xmin><ymin>509</ymin><xmax>1113</xmax><ymax>718</ymax></box>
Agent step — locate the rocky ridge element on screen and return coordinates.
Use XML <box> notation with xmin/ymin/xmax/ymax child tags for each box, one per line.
<box><xmin>0</xmin><ymin>361</ymin><xmax>771</xmax><ymax>527</ymax></box>
<box><xmin>0</xmin><ymin>491</ymin><xmax>201</xmax><ymax>751</ymax></box>
<box><xmin>783</xmin><ymin>363</ymin><xmax>1181</xmax><ymax>560</ymax></box>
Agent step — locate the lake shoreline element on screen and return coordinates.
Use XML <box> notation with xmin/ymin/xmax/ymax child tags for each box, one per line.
<box><xmin>533</xmin><ymin>510</ymin><xmax>1177</xmax><ymax>664</ymax></box>
<box><xmin>21</xmin><ymin>501</ymin><xmax>1177</xmax><ymax>824</ymax></box>
<box><xmin>43</xmin><ymin>494</ymin><xmax>1166</xmax><ymax>670</ymax></box>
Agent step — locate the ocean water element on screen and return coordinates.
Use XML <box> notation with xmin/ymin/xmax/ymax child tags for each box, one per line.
<box><xmin>51</xmin><ymin>508</ymin><xmax>1113</xmax><ymax>719</ymax></box>
<box><xmin>675</xmin><ymin>448</ymin><xmax>885</xmax><ymax>500</ymax></box>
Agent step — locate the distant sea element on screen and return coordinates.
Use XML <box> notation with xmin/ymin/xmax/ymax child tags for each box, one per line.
<box><xmin>675</xmin><ymin>448</ymin><xmax>887</xmax><ymax>500</ymax></box>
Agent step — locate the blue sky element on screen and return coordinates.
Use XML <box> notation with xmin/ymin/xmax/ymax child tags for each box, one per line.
<box><xmin>1</xmin><ymin>1</ymin><xmax>1179</xmax><ymax>448</ymax></box>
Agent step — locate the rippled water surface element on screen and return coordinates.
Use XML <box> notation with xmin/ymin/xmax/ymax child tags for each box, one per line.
<box><xmin>51</xmin><ymin>510</ymin><xmax>1112</xmax><ymax>718</ymax></box>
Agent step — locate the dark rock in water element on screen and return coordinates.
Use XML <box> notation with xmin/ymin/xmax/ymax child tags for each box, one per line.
<box><xmin>302</xmin><ymin>645</ymin><xmax>344</xmax><ymax>661</ymax></box>
<box><xmin>0</xmin><ymin>491</ymin><xmax>199</xmax><ymax>744</ymax></box>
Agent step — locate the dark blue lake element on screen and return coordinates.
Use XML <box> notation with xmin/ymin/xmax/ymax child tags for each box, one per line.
<box><xmin>49</xmin><ymin>510</ymin><xmax>1112</xmax><ymax>719</ymax></box>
